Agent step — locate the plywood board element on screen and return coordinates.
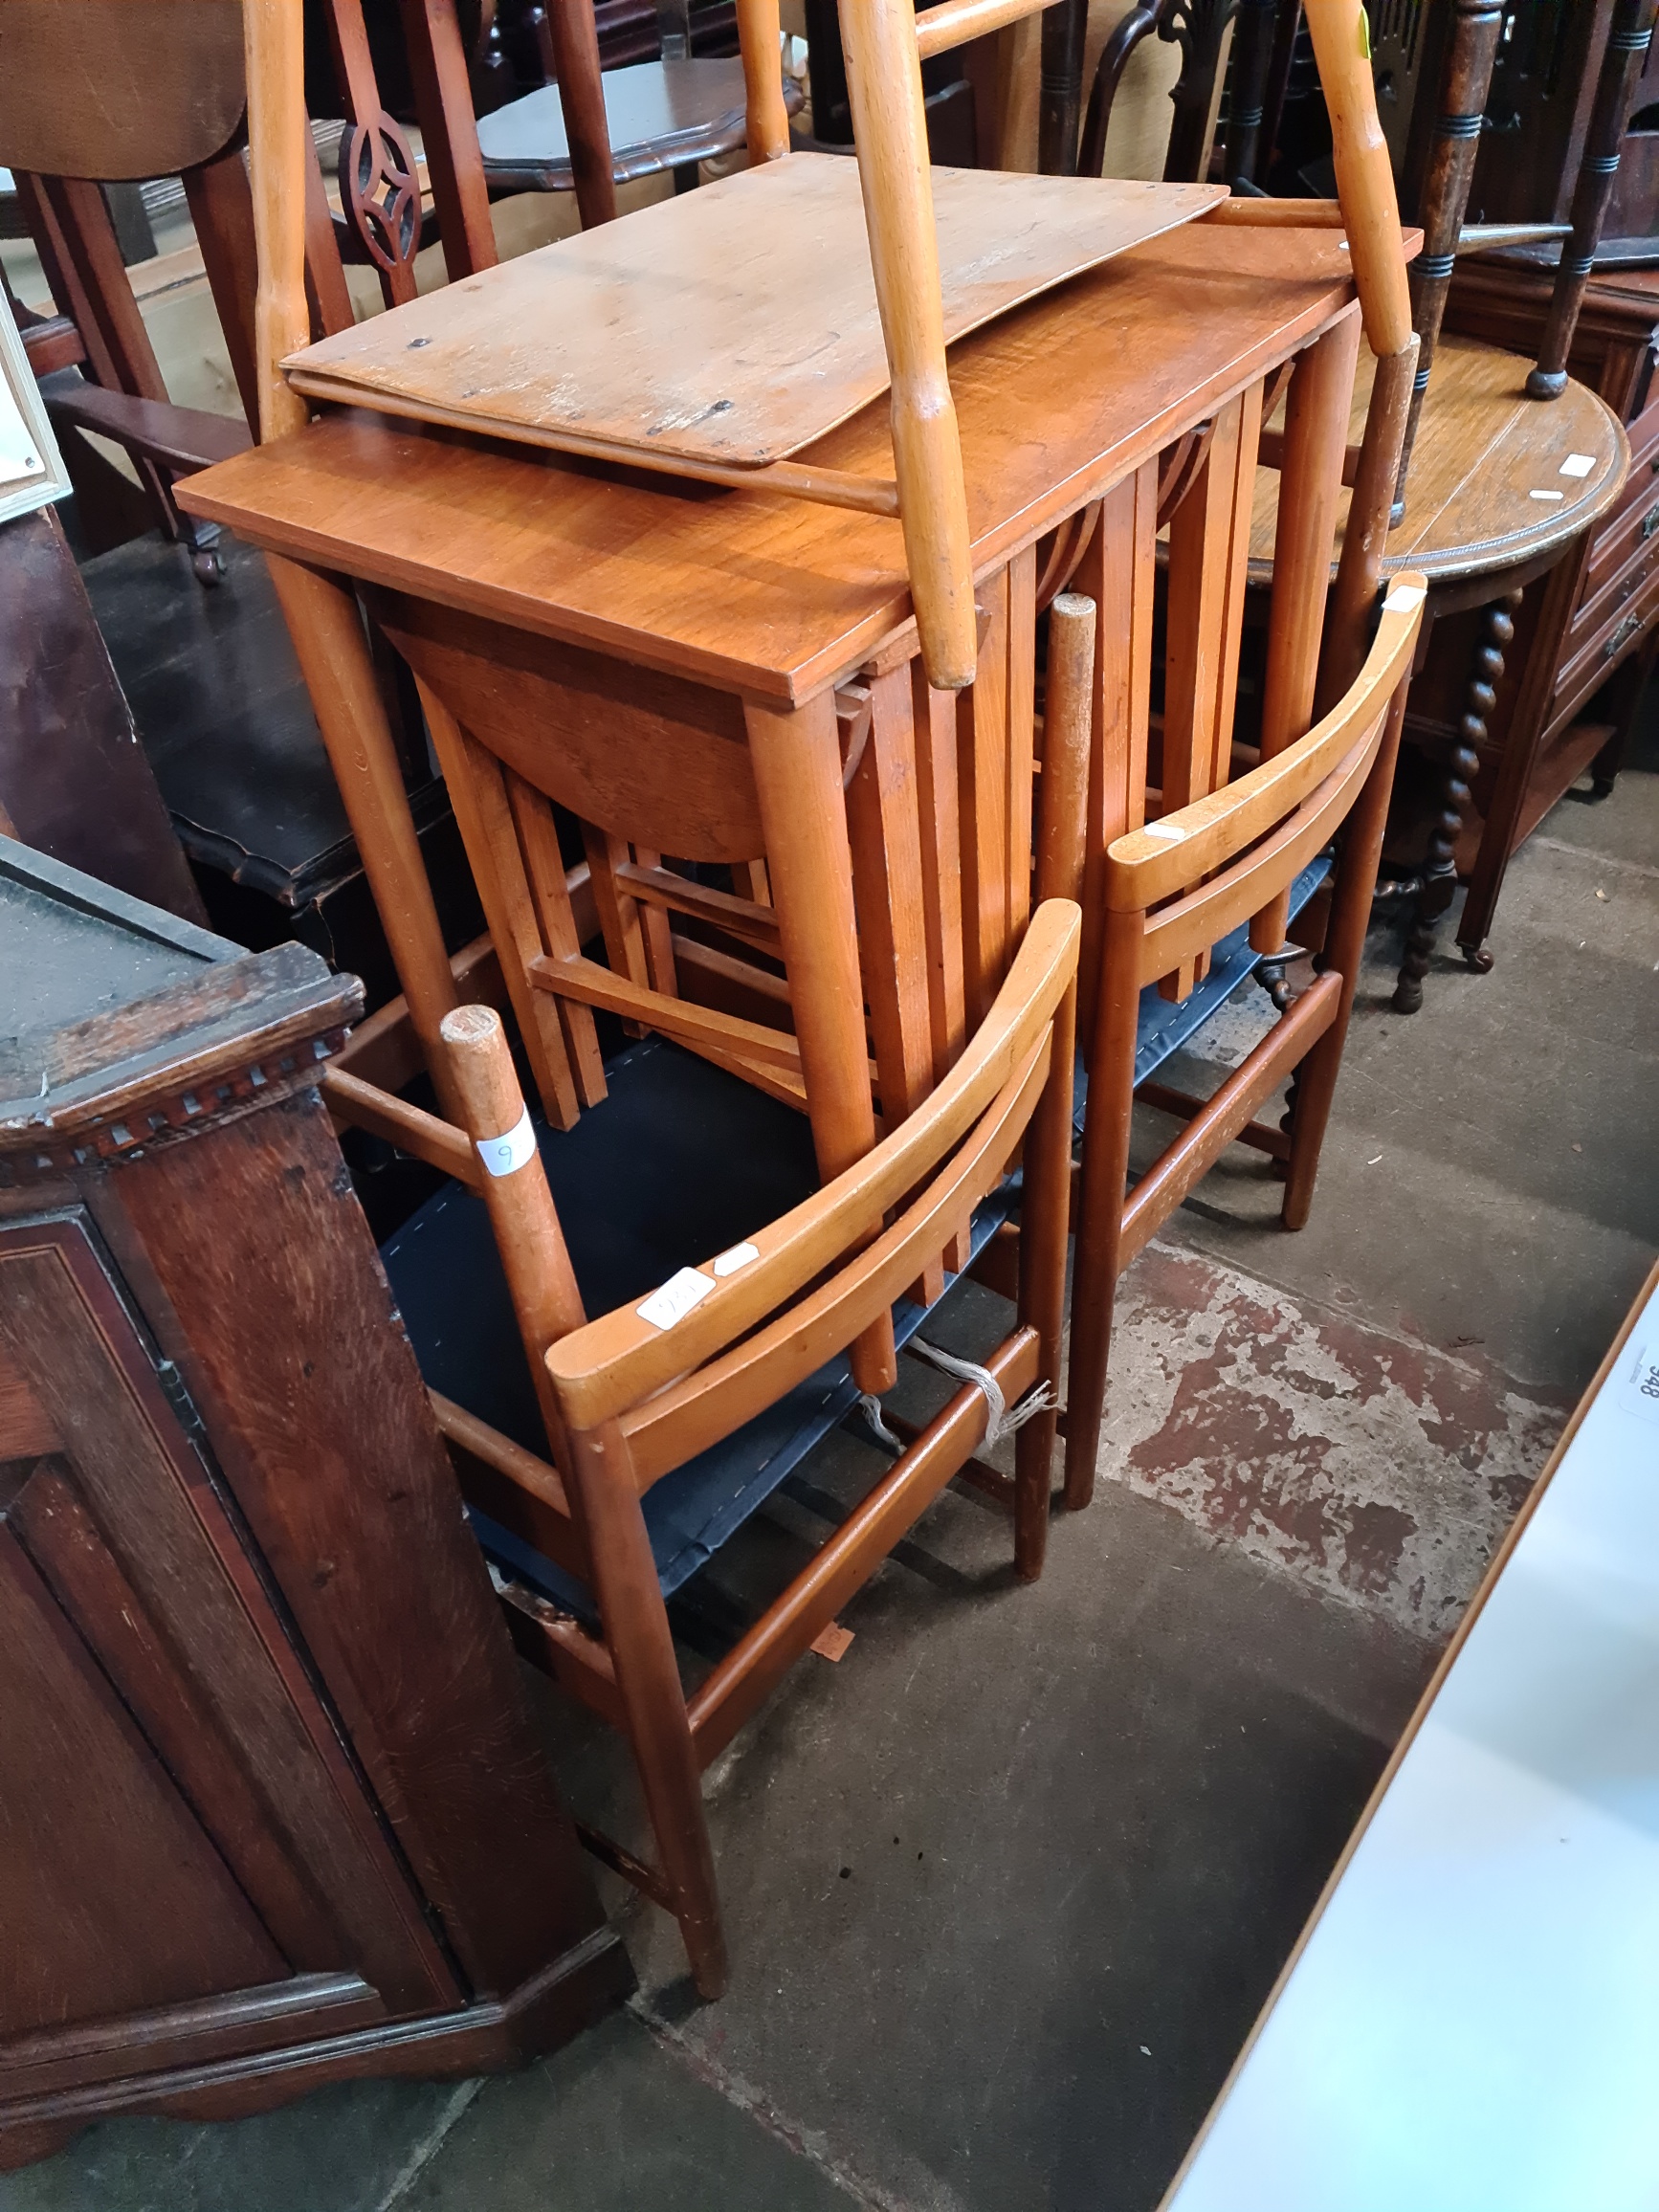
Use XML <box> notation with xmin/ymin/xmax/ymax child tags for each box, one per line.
<box><xmin>284</xmin><ymin>152</ymin><xmax>1224</xmax><ymax>468</ymax></box>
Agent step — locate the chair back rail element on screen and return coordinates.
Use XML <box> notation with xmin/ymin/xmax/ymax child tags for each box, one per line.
<box><xmin>1107</xmin><ymin>576</ymin><xmax>1424</xmax><ymax>910</ymax></box>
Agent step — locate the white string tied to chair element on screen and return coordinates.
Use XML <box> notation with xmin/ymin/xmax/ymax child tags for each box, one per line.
<box><xmin>856</xmin><ymin>1339</ymin><xmax>1057</xmax><ymax>1457</ymax></box>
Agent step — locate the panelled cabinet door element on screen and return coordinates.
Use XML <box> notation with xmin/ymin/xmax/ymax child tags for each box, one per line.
<box><xmin>0</xmin><ymin>1212</ymin><xmax>460</xmax><ymax>2096</ymax></box>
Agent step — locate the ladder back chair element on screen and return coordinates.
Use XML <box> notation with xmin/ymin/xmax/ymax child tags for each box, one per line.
<box><xmin>407</xmin><ymin>897</ymin><xmax>1079</xmax><ymax>1997</ymax></box>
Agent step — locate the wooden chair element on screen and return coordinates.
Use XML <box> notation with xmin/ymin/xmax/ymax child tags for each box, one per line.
<box><xmin>388</xmin><ymin>896</ymin><xmax>1080</xmax><ymax>1996</ymax></box>
<box><xmin>1060</xmin><ymin>574</ymin><xmax>1425</xmax><ymax>1499</ymax></box>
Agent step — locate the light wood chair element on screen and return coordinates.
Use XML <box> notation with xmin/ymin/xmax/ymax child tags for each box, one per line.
<box><xmin>1058</xmin><ymin>574</ymin><xmax>1425</xmax><ymax>1500</ymax></box>
<box><xmin>402</xmin><ymin>896</ymin><xmax>1080</xmax><ymax>1997</ymax></box>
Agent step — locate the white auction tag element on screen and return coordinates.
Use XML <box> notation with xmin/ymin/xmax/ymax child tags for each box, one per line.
<box><xmin>1383</xmin><ymin>583</ymin><xmax>1426</xmax><ymax>612</ymax></box>
<box><xmin>1143</xmin><ymin>821</ymin><xmax>1186</xmax><ymax>843</ymax></box>
<box><xmin>1615</xmin><ymin>1338</ymin><xmax>1659</xmax><ymax>1427</ymax></box>
<box><xmin>476</xmin><ymin>1106</ymin><xmax>536</xmax><ymax>1178</ymax></box>
<box><xmin>712</xmin><ymin>1241</ymin><xmax>760</xmax><ymax>1277</ymax></box>
<box><xmin>638</xmin><ymin>1267</ymin><xmax>716</xmax><ymax>1331</ymax></box>
<box><xmin>1559</xmin><ymin>453</ymin><xmax>1596</xmax><ymax>477</ymax></box>
<box><xmin>1530</xmin><ymin>488</ymin><xmax>1565</xmax><ymax>502</ymax></box>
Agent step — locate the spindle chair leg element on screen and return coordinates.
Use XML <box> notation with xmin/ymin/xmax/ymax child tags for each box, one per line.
<box><xmin>1013</xmin><ymin>590</ymin><xmax>1095</xmax><ymax>1575</ymax></box>
<box><xmin>570</xmin><ymin>1423</ymin><xmax>729</xmax><ymax>2000</ymax></box>
<box><xmin>1280</xmin><ymin>683</ymin><xmax>1407</xmax><ymax>1228</ymax></box>
<box><xmin>1063</xmin><ymin>903</ymin><xmax>1141</xmax><ymax>1511</ymax></box>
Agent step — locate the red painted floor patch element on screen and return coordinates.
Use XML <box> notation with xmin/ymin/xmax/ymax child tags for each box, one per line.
<box><xmin>1086</xmin><ymin>1242</ymin><xmax>1565</xmax><ymax>1642</ymax></box>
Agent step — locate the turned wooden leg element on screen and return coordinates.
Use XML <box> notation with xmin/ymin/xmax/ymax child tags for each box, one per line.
<box><xmin>569</xmin><ymin>1421</ymin><xmax>728</xmax><ymax>2000</ymax></box>
<box><xmin>1392</xmin><ymin>587</ymin><xmax>1517</xmax><ymax>1013</ymax></box>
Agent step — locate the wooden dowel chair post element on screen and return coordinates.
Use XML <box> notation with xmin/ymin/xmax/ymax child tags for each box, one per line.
<box><xmin>1015</xmin><ymin>590</ymin><xmax>1095</xmax><ymax>1568</ymax></box>
<box><xmin>839</xmin><ymin>0</ymin><xmax>979</xmax><ymax>690</ymax></box>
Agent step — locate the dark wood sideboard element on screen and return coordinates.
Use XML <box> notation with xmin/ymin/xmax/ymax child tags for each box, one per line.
<box><xmin>0</xmin><ymin>836</ymin><xmax>630</xmax><ymax>2168</ymax></box>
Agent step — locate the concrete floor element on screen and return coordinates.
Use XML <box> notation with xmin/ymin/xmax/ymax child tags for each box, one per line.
<box><xmin>7</xmin><ymin>715</ymin><xmax>1655</xmax><ymax>2210</ymax></box>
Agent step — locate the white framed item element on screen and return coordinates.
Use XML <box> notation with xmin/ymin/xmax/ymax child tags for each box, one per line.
<box><xmin>0</xmin><ymin>283</ymin><xmax>71</xmax><ymax>525</ymax></box>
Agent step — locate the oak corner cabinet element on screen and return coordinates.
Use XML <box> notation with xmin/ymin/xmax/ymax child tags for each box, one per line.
<box><xmin>0</xmin><ymin>835</ymin><xmax>630</xmax><ymax>2170</ymax></box>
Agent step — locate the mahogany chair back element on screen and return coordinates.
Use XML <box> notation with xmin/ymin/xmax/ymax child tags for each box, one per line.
<box><xmin>1060</xmin><ymin>574</ymin><xmax>1424</xmax><ymax>1501</ymax></box>
<box><xmin>429</xmin><ymin>896</ymin><xmax>1080</xmax><ymax>1995</ymax></box>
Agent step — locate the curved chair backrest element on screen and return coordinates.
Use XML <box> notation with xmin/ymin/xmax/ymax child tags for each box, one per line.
<box><xmin>0</xmin><ymin>0</ymin><xmax>248</xmax><ymax>179</ymax></box>
<box><xmin>1105</xmin><ymin>569</ymin><xmax>1423</xmax><ymax>963</ymax></box>
<box><xmin>544</xmin><ymin>897</ymin><xmax>1079</xmax><ymax>1448</ymax></box>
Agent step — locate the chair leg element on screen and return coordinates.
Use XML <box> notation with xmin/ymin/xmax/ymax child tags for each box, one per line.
<box><xmin>1282</xmin><ymin>683</ymin><xmax>1408</xmax><ymax>1229</ymax></box>
<box><xmin>1012</xmin><ymin>978</ymin><xmax>1077</xmax><ymax>1580</ymax></box>
<box><xmin>1062</xmin><ymin>909</ymin><xmax>1141</xmax><ymax>1510</ymax></box>
<box><xmin>569</xmin><ymin>1422</ymin><xmax>728</xmax><ymax>1999</ymax></box>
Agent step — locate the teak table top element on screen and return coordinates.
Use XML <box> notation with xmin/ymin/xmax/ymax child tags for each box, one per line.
<box><xmin>182</xmin><ymin>225</ymin><xmax>1359</xmax><ymax>703</ymax></box>
<box><xmin>283</xmin><ymin>156</ymin><xmax>1225</xmax><ymax>469</ymax></box>
<box><xmin>1250</xmin><ymin>334</ymin><xmax>1627</xmax><ymax>587</ymax></box>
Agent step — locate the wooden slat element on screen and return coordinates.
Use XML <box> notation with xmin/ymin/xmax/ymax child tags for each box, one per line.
<box><xmin>528</xmin><ymin>953</ymin><xmax>806</xmax><ymax>1073</ymax></box>
<box><xmin>321</xmin><ymin>1067</ymin><xmax>479</xmax><ymax>1184</ymax></box>
<box><xmin>630</xmin><ymin>848</ymin><xmax>680</xmax><ymax>999</ymax></box>
<box><xmin>1252</xmin><ymin>306</ymin><xmax>1360</xmax><ymax>952</ymax></box>
<box><xmin>847</xmin><ymin>665</ymin><xmax>942</xmax><ymax>1301</ymax></box>
<box><xmin>1107</xmin><ymin>582</ymin><xmax>1423</xmax><ymax>908</ymax></box>
<box><xmin>506</xmin><ymin>773</ymin><xmax>608</xmax><ymax>1108</ymax></box>
<box><xmin>417</xmin><ymin>678</ymin><xmax>582</xmax><ymax>1129</ymax></box>
<box><xmin>910</xmin><ymin>662</ymin><xmax>967</xmax><ymax>1087</ymax></box>
<box><xmin>1159</xmin><ymin>381</ymin><xmax>1262</xmax><ymax>997</ymax></box>
<box><xmin>958</xmin><ymin>564</ymin><xmax>1011</xmax><ymax>1028</ymax></box>
<box><xmin>613</xmin><ymin>863</ymin><xmax>782</xmax><ymax>953</ymax></box>
<box><xmin>1005</xmin><ymin>542</ymin><xmax>1037</xmax><ymax>946</ymax></box>
<box><xmin>1133</xmin><ymin>727</ymin><xmax>1383</xmax><ymax>984</ymax></box>
<box><xmin>848</xmin><ymin>668</ymin><xmax>936</xmax><ymax>1130</ymax></box>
